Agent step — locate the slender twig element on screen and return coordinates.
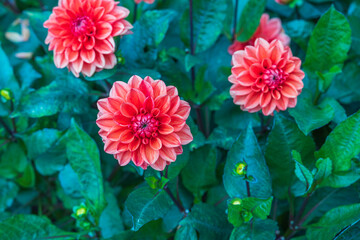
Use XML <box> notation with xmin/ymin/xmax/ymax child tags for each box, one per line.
<box><xmin>10</xmin><ymin>101</ymin><xmax>16</xmax><ymax>134</ymax></box>
<box><xmin>204</xmin><ymin>106</ymin><xmax>210</xmax><ymax>137</ymax></box>
<box><xmin>2</xmin><ymin>0</ymin><xmax>20</xmax><ymax>13</ymax></box>
<box><xmin>133</xmin><ymin>3</ymin><xmax>138</xmax><ymax>23</ymax></box>
<box><xmin>288</xmin><ymin>187</ymin><xmax>295</xmax><ymax>225</ymax></box>
<box><xmin>272</xmin><ymin>198</ymin><xmax>278</xmax><ymax>221</ymax></box>
<box><xmin>294</xmin><ymin>194</ymin><xmax>311</xmax><ymax>225</ymax></box>
<box><xmin>246</xmin><ymin>180</ymin><xmax>251</xmax><ymax>197</ymax></box>
<box><xmin>214</xmin><ymin>195</ymin><xmax>228</xmax><ymax>207</ymax></box>
<box><xmin>0</xmin><ymin>118</ymin><xmax>14</xmax><ymax>139</ymax></box>
<box><xmin>164</xmin><ymin>184</ymin><xmax>186</xmax><ymax>214</ymax></box>
<box><xmin>194</xmin><ymin>105</ymin><xmax>205</xmax><ymax>135</ymax></box>
<box><xmin>232</xmin><ymin>0</ymin><xmax>239</xmax><ymax>42</ymax></box>
<box><xmin>176</xmin><ymin>176</ymin><xmax>181</xmax><ymax>204</ymax></box>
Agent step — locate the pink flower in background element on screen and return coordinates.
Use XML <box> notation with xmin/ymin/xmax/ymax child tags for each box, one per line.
<box><xmin>96</xmin><ymin>76</ymin><xmax>193</xmax><ymax>171</ymax></box>
<box><xmin>228</xmin><ymin>13</ymin><xmax>290</xmax><ymax>55</ymax></box>
<box><xmin>134</xmin><ymin>0</ymin><xmax>155</xmax><ymax>4</ymax></box>
<box><xmin>229</xmin><ymin>38</ymin><xmax>304</xmax><ymax>116</ymax></box>
<box><xmin>44</xmin><ymin>0</ymin><xmax>132</xmax><ymax>77</ymax></box>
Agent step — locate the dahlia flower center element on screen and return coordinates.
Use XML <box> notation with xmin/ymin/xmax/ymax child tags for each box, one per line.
<box><xmin>71</xmin><ymin>16</ymin><xmax>95</xmax><ymax>37</ymax></box>
<box><xmin>131</xmin><ymin>112</ymin><xmax>159</xmax><ymax>141</ymax></box>
<box><xmin>262</xmin><ymin>67</ymin><xmax>288</xmax><ymax>89</ymax></box>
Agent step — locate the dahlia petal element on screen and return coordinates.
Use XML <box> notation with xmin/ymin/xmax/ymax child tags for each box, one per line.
<box><xmin>171</xmin><ymin>114</ymin><xmax>186</xmax><ymax>132</ymax></box>
<box><xmin>119</xmin><ymin>129</ymin><xmax>134</xmax><ymax>143</ymax></box>
<box><xmin>271</xmin><ymin>89</ymin><xmax>281</xmax><ymax>100</ymax></box>
<box><xmin>81</xmin><ymin>48</ymin><xmax>96</xmax><ymax>63</ymax></box>
<box><xmin>94</xmin><ymin>38</ymin><xmax>114</xmax><ymax>54</ymax></box>
<box><xmin>176</xmin><ymin>101</ymin><xmax>191</xmax><ymax>118</ymax></box>
<box><xmin>255</xmin><ymin>38</ymin><xmax>270</xmax><ymax>50</ymax></box>
<box><xmin>112</xmin><ymin>21</ymin><xmax>127</xmax><ymax>36</ymax></box>
<box><xmin>65</xmin><ymin>47</ymin><xmax>79</xmax><ymax>62</ymax></box>
<box><xmin>160</xmin><ymin>133</ymin><xmax>181</xmax><ymax>148</ymax></box>
<box><xmin>150</xmin><ymin>137</ymin><xmax>162</xmax><ymax>150</ymax></box>
<box><xmin>230</xmin><ymin>84</ymin><xmax>252</xmax><ymax>96</ymax></box>
<box><xmin>257</xmin><ymin>43</ymin><xmax>268</xmax><ymax>59</ymax></box>
<box><xmin>141</xmin><ymin>144</ymin><xmax>159</xmax><ymax>164</ymax></box>
<box><xmin>176</xmin><ymin>124</ymin><xmax>193</xmax><ymax>145</ymax></box>
<box><xmin>126</xmin><ymin>89</ymin><xmax>146</xmax><ymax>109</ymax></box>
<box><xmin>128</xmin><ymin>75</ymin><xmax>142</xmax><ymax>88</ymax></box>
<box><xmin>155</xmin><ymin>95</ymin><xmax>170</xmax><ymax>113</ymax></box>
<box><xmin>94</xmin><ymin>52</ymin><xmax>106</xmax><ymax>68</ymax></box>
<box><xmin>284</xmin><ymin>62</ymin><xmax>295</xmax><ymax>73</ymax></box>
<box><xmin>152</xmin><ymin>80</ymin><xmax>167</xmax><ymax>97</ymax></box>
<box><xmin>262</xmin><ymin>100</ymin><xmax>277</xmax><ymax>116</ymax></box>
<box><xmin>288</xmin><ymin>97</ymin><xmax>297</xmax><ymax>108</ymax></box>
<box><xmin>174</xmin><ymin>146</ymin><xmax>183</xmax><ymax>155</ymax></box>
<box><xmin>249</xmin><ymin>63</ymin><xmax>263</xmax><ymax>78</ymax></box>
<box><xmin>103</xmin><ymin>54</ymin><xmax>117</xmax><ymax>69</ymax></box>
<box><xmin>107</xmin><ymin>97</ymin><xmax>123</xmax><ymax>113</ymax></box>
<box><xmin>286</xmin><ymin>79</ymin><xmax>304</xmax><ymax>90</ymax></box>
<box><xmin>95</xmin><ymin>22</ymin><xmax>112</xmax><ymax>40</ymax></box>
<box><xmin>132</xmin><ymin>150</ymin><xmax>144</xmax><ymax>166</ymax></box>
<box><xmin>116</xmin><ymin>151</ymin><xmax>131</xmax><ymax>166</ymax></box>
<box><xmin>97</xmin><ymin>98</ymin><xmax>111</xmax><ymax>113</ymax></box>
<box><xmin>71</xmin><ymin>57</ymin><xmax>83</xmax><ymax>74</ymax></box>
<box><xmin>81</xmin><ymin>63</ymin><xmax>96</xmax><ymax>77</ymax></box>
<box><xmin>143</xmin><ymin>97</ymin><xmax>154</xmax><ymax>113</ymax></box>
<box><xmin>150</xmin><ymin>157</ymin><xmax>167</xmax><ymax>171</ymax></box>
<box><xmin>139</xmin><ymin>80</ymin><xmax>154</xmax><ymax>98</ymax></box>
<box><xmin>110</xmin><ymin>81</ymin><xmax>130</xmax><ymax>98</ymax></box>
<box><xmin>104</xmin><ymin>140</ymin><xmax>118</xmax><ymax>154</ymax></box>
<box><xmin>233</xmin><ymin>95</ymin><xmax>247</xmax><ymax>105</ymax></box>
<box><xmin>237</xmin><ymin>73</ymin><xmax>255</xmax><ymax>87</ymax></box>
<box><xmin>93</xmin><ymin>7</ymin><xmax>105</xmax><ymax>21</ymax></box>
<box><xmin>276</xmin><ymin>96</ymin><xmax>289</xmax><ymax>111</ymax></box>
<box><xmin>120</xmin><ymin>102</ymin><xmax>138</xmax><ymax>118</ymax></box>
<box><xmin>84</xmin><ymin>37</ymin><xmax>95</xmax><ymax>50</ymax></box>
<box><xmin>270</xmin><ymin>45</ymin><xmax>282</xmax><ymax>64</ymax></box>
<box><xmin>281</xmin><ymin>83</ymin><xmax>298</xmax><ymax>98</ymax></box>
<box><xmin>157</xmin><ymin>114</ymin><xmax>171</xmax><ymax>124</ymax></box>
<box><xmin>129</xmin><ymin>137</ymin><xmax>141</xmax><ymax>151</ymax></box>
<box><xmin>102</xmin><ymin>0</ymin><xmax>116</xmax><ymax>13</ymax></box>
<box><xmin>244</xmin><ymin>92</ymin><xmax>260</xmax><ymax>109</ymax></box>
<box><xmin>167</xmin><ymin>96</ymin><xmax>181</xmax><ymax>115</ymax></box>
<box><xmin>159</xmin><ymin>147</ymin><xmax>176</xmax><ymax>162</ymax></box>
<box><xmin>158</xmin><ymin>124</ymin><xmax>174</xmax><ymax>135</ymax></box>
<box><xmin>114</xmin><ymin>111</ymin><xmax>131</xmax><ymax>126</ymax></box>
<box><xmin>96</xmin><ymin>113</ymin><xmax>114</xmax><ymax>131</ymax></box>
<box><xmin>110</xmin><ymin>6</ymin><xmax>130</xmax><ymax>19</ymax></box>
<box><xmin>166</xmin><ymin>86</ymin><xmax>178</xmax><ymax>97</ymax></box>
<box><xmin>54</xmin><ymin>53</ymin><xmax>68</xmax><ymax>69</ymax></box>
<box><xmin>107</xmin><ymin>125</ymin><xmax>127</xmax><ymax>141</ymax></box>
<box><xmin>260</xmin><ymin>92</ymin><xmax>271</xmax><ymax>107</ymax></box>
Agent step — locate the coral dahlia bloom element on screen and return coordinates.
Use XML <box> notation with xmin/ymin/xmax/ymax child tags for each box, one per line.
<box><xmin>229</xmin><ymin>38</ymin><xmax>304</xmax><ymax>116</ymax></box>
<box><xmin>275</xmin><ymin>0</ymin><xmax>294</xmax><ymax>5</ymax></box>
<box><xmin>96</xmin><ymin>76</ymin><xmax>193</xmax><ymax>171</ymax></box>
<box><xmin>134</xmin><ymin>0</ymin><xmax>155</xmax><ymax>4</ymax></box>
<box><xmin>228</xmin><ymin>14</ymin><xmax>290</xmax><ymax>55</ymax></box>
<box><xmin>44</xmin><ymin>0</ymin><xmax>132</xmax><ymax>77</ymax></box>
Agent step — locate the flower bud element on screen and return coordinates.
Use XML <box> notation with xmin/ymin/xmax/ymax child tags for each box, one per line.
<box><xmin>234</xmin><ymin>162</ymin><xmax>247</xmax><ymax>176</ymax></box>
<box><xmin>1</xmin><ymin>89</ymin><xmax>12</xmax><ymax>101</ymax></box>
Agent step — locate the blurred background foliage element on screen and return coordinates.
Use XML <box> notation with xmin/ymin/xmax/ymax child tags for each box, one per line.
<box><xmin>0</xmin><ymin>0</ymin><xmax>360</xmax><ymax>239</ymax></box>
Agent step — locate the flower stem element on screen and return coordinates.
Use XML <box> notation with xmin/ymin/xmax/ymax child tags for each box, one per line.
<box><xmin>10</xmin><ymin>101</ymin><xmax>16</xmax><ymax>134</ymax></box>
<box><xmin>0</xmin><ymin>118</ymin><xmax>15</xmax><ymax>140</ymax></box>
<box><xmin>232</xmin><ymin>0</ymin><xmax>239</xmax><ymax>42</ymax></box>
<box><xmin>133</xmin><ymin>3</ymin><xmax>138</xmax><ymax>23</ymax></box>
<box><xmin>163</xmin><ymin>184</ymin><xmax>186</xmax><ymax>215</ymax></box>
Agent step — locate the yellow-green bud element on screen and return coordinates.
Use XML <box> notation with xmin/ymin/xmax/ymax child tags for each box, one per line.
<box><xmin>76</xmin><ymin>207</ymin><xmax>87</xmax><ymax>217</ymax></box>
<box><xmin>234</xmin><ymin>162</ymin><xmax>247</xmax><ymax>176</ymax></box>
<box><xmin>231</xmin><ymin>198</ymin><xmax>242</xmax><ymax>205</ymax></box>
<box><xmin>1</xmin><ymin>89</ymin><xmax>11</xmax><ymax>101</ymax></box>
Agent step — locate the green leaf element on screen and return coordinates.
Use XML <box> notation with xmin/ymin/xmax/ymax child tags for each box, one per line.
<box><xmin>241</xmin><ymin>197</ymin><xmax>273</xmax><ymax>220</ymax></box>
<box><xmin>0</xmin><ymin>44</ymin><xmax>20</xmax><ymax>100</ymax></box>
<box><xmin>187</xmin><ymin>117</ymin><xmax>206</xmax><ymax>150</ymax></box>
<box><xmin>14</xmin><ymin>62</ymin><xmax>41</xmax><ymax>90</ymax></box>
<box><xmin>307</xmin><ymin>203</ymin><xmax>360</xmax><ymax>240</ymax></box>
<box><xmin>124</xmin><ymin>186</ymin><xmax>173</xmax><ymax>231</ymax></box>
<box><xmin>0</xmin><ymin>143</ymin><xmax>28</xmax><ymax>179</ymax></box>
<box><xmin>0</xmin><ymin>214</ymin><xmax>71</xmax><ymax>240</ymax></box>
<box><xmin>206</xmin><ymin>126</ymin><xmax>237</xmax><ymax>150</ymax></box>
<box><xmin>224</xmin><ymin>125</ymin><xmax>272</xmax><ymax>199</ymax></box>
<box><xmin>84</xmin><ymin>68</ymin><xmax>117</xmax><ymax>81</ymax></box>
<box><xmin>121</xmin><ymin>10</ymin><xmax>175</xmax><ymax>67</ymax></box>
<box><xmin>265</xmin><ymin>114</ymin><xmax>315</xmax><ymax>199</ymax></box>
<box><xmin>66</xmin><ymin>119</ymin><xmax>106</xmax><ymax>221</ymax></box>
<box><xmin>230</xmin><ymin>219</ymin><xmax>278</xmax><ymax>240</ymax></box>
<box><xmin>348</xmin><ymin>0</ymin><xmax>360</xmax><ymax>55</ymax></box>
<box><xmin>99</xmin><ymin>187</ymin><xmax>124</xmax><ymax>238</ymax></box>
<box><xmin>58</xmin><ymin>164</ymin><xmax>83</xmax><ymax>199</ymax></box>
<box><xmin>292</xmin><ymin>150</ymin><xmax>314</xmax><ymax>195</ymax></box>
<box><xmin>16</xmin><ymin>163</ymin><xmax>35</xmax><ymax>188</ymax></box>
<box><xmin>179</xmin><ymin>203</ymin><xmax>232</xmax><ymax>240</ymax></box>
<box><xmin>334</xmin><ymin>218</ymin><xmax>360</xmax><ymax>240</ymax></box>
<box><xmin>314</xmin><ymin>157</ymin><xmax>332</xmax><ymax>182</ymax></box>
<box><xmin>34</xmin><ymin>133</ymin><xmax>67</xmax><ymax>176</ymax></box>
<box><xmin>192</xmin><ymin>66</ymin><xmax>215</xmax><ymax>105</ymax></box>
<box><xmin>167</xmin><ymin>145</ymin><xmax>190</xmax><ymax>180</ymax></box>
<box><xmin>289</xmin><ymin>90</ymin><xmax>335</xmax><ymax>135</ymax></box>
<box><xmin>181</xmin><ymin>145</ymin><xmax>218</xmax><ymax>194</ymax></box>
<box><xmin>236</xmin><ymin>0</ymin><xmax>266</xmax><ymax>42</ymax></box>
<box><xmin>175</xmin><ymin>225</ymin><xmax>198</xmax><ymax>240</ymax></box>
<box><xmin>304</xmin><ymin>6</ymin><xmax>351</xmax><ymax>85</ymax></box>
<box><xmin>23</xmin><ymin>129</ymin><xmax>62</xmax><ymax>160</ymax></box>
<box><xmin>0</xmin><ymin>179</ymin><xmax>18</xmax><ymax>211</ymax></box>
<box><xmin>315</xmin><ymin>110</ymin><xmax>360</xmax><ymax>173</ymax></box>
<box><xmin>284</xmin><ymin>20</ymin><xmax>314</xmax><ymax>50</ymax></box>
<box><xmin>180</xmin><ymin>0</ymin><xmax>228</xmax><ymax>53</ymax></box>
<box><xmin>24</xmin><ymin>11</ymin><xmax>51</xmax><ymax>48</ymax></box>
<box><xmin>319</xmin><ymin>161</ymin><xmax>360</xmax><ymax>188</ymax></box>
<box><xmin>16</xmin><ymin>77</ymin><xmax>89</xmax><ymax>118</ymax></box>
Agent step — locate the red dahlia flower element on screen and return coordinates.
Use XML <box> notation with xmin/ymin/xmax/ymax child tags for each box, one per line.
<box><xmin>228</xmin><ymin>14</ymin><xmax>290</xmax><ymax>55</ymax></box>
<box><xmin>44</xmin><ymin>0</ymin><xmax>132</xmax><ymax>77</ymax></box>
<box><xmin>229</xmin><ymin>38</ymin><xmax>305</xmax><ymax>116</ymax></box>
<box><xmin>275</xmin><ymin>0</ymin><xmax>295</xmax><ymax>5</ymax></box>
<box><xmin>96</xmin><ymin>76</ymin><xmax>193</xmax><ymax>171</ymax></box>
